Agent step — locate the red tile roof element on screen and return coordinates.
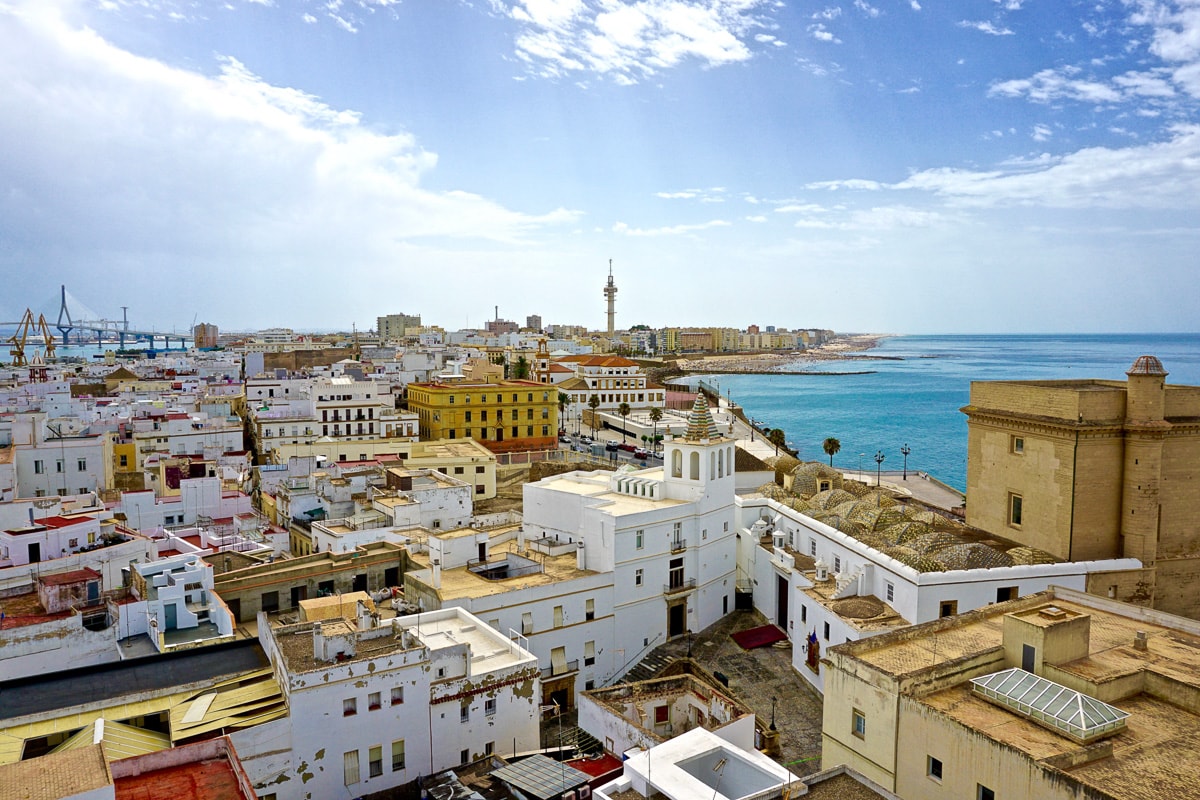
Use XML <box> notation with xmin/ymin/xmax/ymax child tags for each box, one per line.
<box><xmin>114</xmin><ymin>759</ymin><xmax>251</xmax><ymax>800</ymax></box>
<box><xmin>40</xmin><ymin>568</ymin><xmax>102</xmax><ymax>586</ymax></box>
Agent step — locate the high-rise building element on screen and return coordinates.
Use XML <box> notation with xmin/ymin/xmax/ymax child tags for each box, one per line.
<box><xmin>193</xmin><ymin>322</ymin><xmax>218</xmax><ymax>349</ymax></box>
<box><xmin>377</xmin><ymin>313</ymin><xmax>421</xmax><ymax>342</ymax></box>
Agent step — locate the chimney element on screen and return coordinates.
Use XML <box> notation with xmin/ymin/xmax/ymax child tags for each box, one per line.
<box><xmin>576</xmin><ymin>541</ymin><xmax>587</xmax><ymax>570</ymax></box>
<box><xmin>1134</xmin><ymin>631</ymin><xmax>1149</xmax><ymax>651</ymax></box>
<box><xmin>432</xmin><ymin>558</ymin><xmax>441</xmax><ymax>590</ymax></box>
<box><xmin>518</xmin><ymin>527</ymin><xmax>526</xmax><ymax>551</ymax></box>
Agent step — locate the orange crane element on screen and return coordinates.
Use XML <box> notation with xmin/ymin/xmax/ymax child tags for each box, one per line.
<box><xmin>6</xmin><ymin>308</ymin><xmax>57</xmax><ymax>366</ymax></box>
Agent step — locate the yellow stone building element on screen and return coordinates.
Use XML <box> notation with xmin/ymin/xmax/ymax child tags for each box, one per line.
<box><xmin>822</xmin><ymin>586</ymin><xmax>1200</xmax><ymax>800</ymax></box>
<box><xmin>961</xmin><ymin>356</ymin><xmax>1200</xmax><ymax>616</ymax></box>
<box><xmin>405</xmin><ymin>379</ymin><xmax>557</xmax><ymax>454</ymax></box>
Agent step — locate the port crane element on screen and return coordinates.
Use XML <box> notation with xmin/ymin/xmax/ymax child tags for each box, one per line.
<box><xmin>5</xmin><ymin>308</ymin><xmax>57</xmax><ymax>366</ymax></box>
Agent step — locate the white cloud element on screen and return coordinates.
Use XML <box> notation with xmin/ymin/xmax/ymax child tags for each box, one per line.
<box><xmin>503</xmin><ymin>0</ymin><xmax>777</xmax><ymax>83</ymax></box>
<box><xmin>655</xmin><ymin>187</ymin><xmax>727</xmax><ymax>202</ymax></box>
<box><xmin>745</xmin><ymin>214</ymin><xmax>767</xmax><ymax>222</ymax></box>
<box><xmin>958</xmin><ymin>20</ymin><xmax>1014</xmax><ymax>36</ymax></box>
<box><xmin>612</xmin><ymin>219</ymin><xmax>731</xmax><ymax>236</ymax></box>
<box><xmin>812</xmin><ymin>7</ymin><xmax>842</xmax><ymax>21</ymax></box>
<box><xmin>302</xmin><ymin>13</ymin><xmax>318</xmax><ymax>23</ymax></box>
<box><xmin>853</xmin><ymin>0</ymin><xmax>880</xmax><ymax>19</ymax></box>
<box><xmin>0</xmin><ymin>3</ymin><xmax>580</xmax><ymax>312</ymax></box>
<box><xmin>801</xmin><ymin>178</ymin><xmax>884</xmax><ymax>191</ymax></box>
<box><xmin>990</xmin><ymin>67</ymin><xmax>1123</xmax><ymax>103</ymax></box>
<box><xmin>1031</xmin><ymin>123</ymin><xmax>1053</xmax><ymax>141</ymax></box>
<box><xmin>910</xmin><ymin>0</ymin><xmax>921</xmax><ymax>9</ymax></box>
<box><xmin>808</xmin><ymin>23</ymin><xmax>840</xmax><ymax>43</ymax></box>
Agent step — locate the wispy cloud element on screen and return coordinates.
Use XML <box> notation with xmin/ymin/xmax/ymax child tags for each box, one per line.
<box><xmin>612</xmin><ymin>219</ymin><xmax>731</xmax><ymax>236</ymax></box>
<box><xmin>958</xmin><ymin>20</ymin><xmax>1014</xmax><ymax>36</ymax></box>
<box><xmin>989</xmin><ymin>66</ymin><xmax>1175</xmax><ymax>104</ymax></box>
<box><xmin>655</xmin><ymin>187</ymin><xmax>727</xmax><ymax>202</ymax></box>
<box><xmin>501</xmin><ymin>0</ymin><xmax>777</xmax><ymax>83</ymax></box>
<box><xmin>853</xmin><ymin>0</ymin><xmax>880</xmax><ymax>19</ymax></box>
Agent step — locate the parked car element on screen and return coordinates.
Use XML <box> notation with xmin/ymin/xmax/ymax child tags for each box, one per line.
<box><xmin>559</xmin><ymin>435</ymin><xmax>572</xmax><ymax>444</ymax></box>
<box><xmin>580</xmin><ymin>436</ymin><xmax>594</xmax><ymax>445</ymax></box>
<box><xmin>618</xmin><ymin>442</ymin><xmax>636</xmax><ymax>453</ymax></box>
<box><xmin>605</xmin><ymin>441</ymin><xmax>619</xmax><ymax>452</ymax></box>
<box><xmin>633</xmin><ymin>448</ymin><xmax>650</xmax><ymax>459</ymax></box>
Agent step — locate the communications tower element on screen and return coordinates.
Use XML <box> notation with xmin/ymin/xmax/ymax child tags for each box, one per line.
<box><xmin>603</xmin><ymin>260</ymin><xmax>617</xmax><ymax>337</ymax></box>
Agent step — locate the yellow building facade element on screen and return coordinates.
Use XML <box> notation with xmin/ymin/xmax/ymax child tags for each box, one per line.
<box><xmin>962</xmin><ymin>356</ymin><xmax>1200</xmax><ymax>616</ymax></box>
<box><xmin>406</xmin><ymin>379</ymin><xmax>557</xmax><ymax>454</ymax></box>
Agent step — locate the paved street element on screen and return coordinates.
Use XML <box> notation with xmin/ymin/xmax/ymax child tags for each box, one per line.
<box><xmin>650</xmin><ymin>609</ymin><xmax>826</xmax><ymax>777</ymax></box>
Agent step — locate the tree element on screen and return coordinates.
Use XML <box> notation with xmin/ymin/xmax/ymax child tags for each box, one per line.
<box><xmin>648</xmin><ymin>406</ymin><xmax>664</xmax><ymax>453</ymax></box>
<box><xmin>558</xmin><ymin>392</ymin><xmax>571</xmax><ymax>433</ymax></box>
<box><xmin>618</xmin><ymin>402</ymin><xmax>631</xmax><ymax>443</ymax></box>
<box><xmin>767</xmin><ymin>427</ymin><xmax>787</xmax><ymax>455</ymax></box>
<box><xmin>822</xmin><ymin>437</ymin><xmax>841</xmax><ymax>466</ymax></box>
<box><xmin>513</xmin><ymin>355</ymin><xmax>530</xmax><ymax>380</ymax></box>
<box><xmin>587</xmin><ymin>394</ymin><xmax>600</xmax><ymax>434</ymax></box>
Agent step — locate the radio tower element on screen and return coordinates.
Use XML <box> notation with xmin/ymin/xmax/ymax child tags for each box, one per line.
<box><xmin>603</xmin><ymin>260</ymin><xmax>618</xmax><ymax>337</ymax></box>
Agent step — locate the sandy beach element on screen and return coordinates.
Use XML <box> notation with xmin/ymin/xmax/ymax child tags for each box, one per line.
<box><xmin>675</xmin><ymin>333</ymin><xmax>891</xmax><ymax>374</ymax></box>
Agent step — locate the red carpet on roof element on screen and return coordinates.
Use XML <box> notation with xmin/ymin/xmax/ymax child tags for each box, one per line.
<box><xmin>731</xmin><ymin>624</ymin><xmax>787</xmax><ymax>650</ymax></box>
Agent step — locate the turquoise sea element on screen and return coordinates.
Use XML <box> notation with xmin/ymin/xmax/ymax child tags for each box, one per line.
<box><xmin>689</xmin><ymin>334</ymin><xmax>1200</xmax><ymax>492</ymax></box>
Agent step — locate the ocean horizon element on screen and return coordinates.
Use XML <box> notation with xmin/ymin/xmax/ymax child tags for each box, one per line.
<box><xmin>683</xmin><ymin>332</ymin><xmax>1200</xmax><ymax>492</ymax></box>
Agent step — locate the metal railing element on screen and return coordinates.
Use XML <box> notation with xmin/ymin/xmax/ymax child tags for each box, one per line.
<box><xmin>663</xmin><ymin>578</ymin><xmax>697</xmax><ymax>595</ymax></box>
<box><xmin>670</xmin><ymin>538</ymin><xmax>687</xmax><ymax>553</ymax></box>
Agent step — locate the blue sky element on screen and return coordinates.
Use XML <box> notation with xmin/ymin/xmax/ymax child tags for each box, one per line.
<box><xmin>1</xmin><ymin>0</ymin><xmax>1198</xmax><ymax>334</ymax></box>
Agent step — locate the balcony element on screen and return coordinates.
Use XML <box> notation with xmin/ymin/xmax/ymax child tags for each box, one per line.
<box><xmin>670</xmin><ymin>538</ymin><xmax>687</xmax><ymax>553</ymax></box>
<box><xmin>541</xmin><ymin>660</ymin><xmax>579</xmax><ymax>679</ymax></box>
<box><xmin>663</xmin><ymin>578</ymin><xmax>697</xmax><ymax>596</ymax></box>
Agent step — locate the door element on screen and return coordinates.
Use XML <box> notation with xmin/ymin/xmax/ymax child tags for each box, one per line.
<box><xmin>227</xmin><ymin>598</ymin><xmax>241</xmax><ymax>622</ymax></box>
<box><xmin>1022</xmin><ymin>644</ymin><xmax>1036</xmax><ymax>672</ymax></box>
<box><xmin>163</xmin><ymin>603</ymin><xmax>177</xmax><ymax>631</ymax></box>
<box><xmin>353</xmin><ymin>573</ymin><xmax>368</xmax><ymax>593</ymax></box>
<box><xmin>290</xmin><ymin>585</ymin><xmax>307</xmax><ymax>607</ymax></box>
<box><xmin>776</xmin><ymin>574</ymin><xmax>789</xmax><ymax>630</ymax></box>
<box><xmin>87</xmin><ymin>580</ymin><xmax>100</xmax><ymax>604</ymax></box>
<box><xmin>27</xmin><ymin>542</ymin><xmax>40</xmax><ymax>563</ymax></box>
<box><xmin>668</xmin><ymin>602</ymin><xmax>686</xmax><ymax>638</ymax></box>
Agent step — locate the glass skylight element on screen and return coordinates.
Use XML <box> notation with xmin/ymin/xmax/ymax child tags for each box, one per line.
<box><xmin>970</xmin><ymin>668</ymin><xmax>1129</xmax><ymax>743</ymax></box>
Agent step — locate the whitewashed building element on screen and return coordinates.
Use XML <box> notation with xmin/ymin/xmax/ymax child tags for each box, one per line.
<box><xmin>255</xmin><ymin>607</ymin><xmax>540</xmax><ymax>800</ymax></box>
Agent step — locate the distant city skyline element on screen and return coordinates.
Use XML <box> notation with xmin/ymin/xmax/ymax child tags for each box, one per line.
<box><xmin>2</xmin><ymin>1</ymin><xmax>1199</xmax><ymax>334</ymax></box>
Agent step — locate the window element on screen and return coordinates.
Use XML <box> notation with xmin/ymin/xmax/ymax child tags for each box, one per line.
<box><xmin>522</xmin><ymin>611</ymin><xmax>533</xmax><ymax>634</ymax></box>
<box><xmin>833</xmin><ymin>555</ymin><xmax>841</xmax><ymax>573</ymax></box>
<box><xmin>635</xmin><ymin>529</ymin><xmax>644</xmax><ymax>549</ymax></box>
<box><xmin>460</xmin><ymin>749</ymin><xmax>470</xmax><ymax>766</ymax></box>
<box><xmin>823</xmin><ymin>622</ymin><xmax>830</xmax><ymax>640</ymax></box>
<box><xmin>343</xmin><ymin>697</ymin><xmax>357</xmax><ymax>716</ymax></box>
<box><xmin>1009</xmin><ymin>493</ymin><xmax>1023</xmax><ymax>527</ymax></box>
<box><xmin>368</xmin><ymin>692</ymin><xmax>381</xmax><ymax>710</ymax></box>
<box><xmin>1012</xmin><ymin>435</ymin><xmax>1024</xmax><ymax>454</ymax></box>
<box><xmin>927</xmin><ymin>756</ymin><xmax>943</xmax><ymax>781</ymax></box>
<box><xmin>654</xmin><ymin>705</ymin><xmax>669</xmax><ymax>724</ymax></box>
<box><xmin>476</xmin><ymin>465</ymin><xmax>485</xmax><ymax>473</ymax></box>
<box><xmin>77</xmin><ymin>458</ymin><xmax>87</xmax><ymax>471</ymax></box>
<box><xmin>56</xmin><ymin>460</ymin><xmax>64</xmax><ymax>473</ymax></box>
<box><xmin>343</xmin><ymin>750</ymin><xmax>360</xmax><ymax>786</ymax></box>
<box><xmin>369</xmin><ymin>745</ymin><xmax>383</xmax><ymax>778</ymax></box>
<box><xmin>586</xmin><ymin>598</ymin><xmax>595</xmax><ymax>621</ymax></box>
<box><xmin>391</xmin><ymin>687</ymin><xmax>404</xmax><ymax>705</ymax></box>
<box><xmin>391</xmin><ymin>739</ymin><xmax>406</xmax><ymax>771</ymax></box>
<box><xmin>460</xmin><ymin>705</ymin><xmax>470</xmax><ymax>723</ymax></box>
<box><xmin>801</xmin><ymin>604</ymin><xmax>807</xmax><ymax>623</ymax></box>
<box><xmin>996</xmin><ymin>586</ymin><xmax>1018</xmax><ymax>602</ymax></box>
<box><xmin>553</xmin><ymin>605</ymin><xmax>564</xmax><ymax>628</ymax></box>
<box><xmin>885</xmin><ymin>581</ymin><xmax>895</xmax><ymax>602</ymax></box>
<box><xmin>977</xmin><ymin>785</ymin><xmax>995</xmax><ymax>800</ymax></box>
<box><xmin>940</xmin><ymin>600</ymin><xmax>958</xmax><ymax>618</ymax></box>
<box><xmin>635</xmin><ymin>568</ymin><xmax>643</xmax><ymax>587</ymax></box>
<box><xmin>485</xmin><ymin>698</ymin><xmax>497</xmax><ymax>716</ymax></box>
<box><xmin>809</xmin><ymin>539</ymin><xmax>817</xmax><ymax>557</ymax></box>
<box><xmin>584</xmin><ymin>640</ymin><xmax>595</xmax><ymax>666</ymax></box>
<box><xmin>485</xmin><ymin>741</ymin><xmax>495</xmax><ymax>756</ymax></box>
<box><xmin>465</xmin><ymin>411</ymin><xmax>472</xmax><ymax>422</ymax></box>
<box><xmin>852</xmin><ymin>709</ymin><xmax>866</xmax><ymax>738</ymax></box>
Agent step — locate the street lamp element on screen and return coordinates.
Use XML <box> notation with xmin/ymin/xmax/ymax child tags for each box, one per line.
<box><xmin>874</xmin><ymin>450</ymin><xmax>885</xmax><ymax>487</ymax></box>
<box><xmin>900</xmin><ymin>443</ymin><xmax>911</xmax><ymax>480</ymax></box>
<box><xmin>770</xmin><ymin>695</ymin><xmax>778</xmax><ymax>732</ymax></box>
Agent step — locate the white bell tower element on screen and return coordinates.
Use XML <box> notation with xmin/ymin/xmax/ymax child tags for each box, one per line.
<box><xmin>663</xmin><ymin>395</ymin><xmax>736</xmax><ymax>510</ymax></box>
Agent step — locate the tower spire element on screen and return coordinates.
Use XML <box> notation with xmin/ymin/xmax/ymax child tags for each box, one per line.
<box><xmin>603</xmin><ymin>260</ymin><xmax>618</xmax><ymax>338</ymax></box>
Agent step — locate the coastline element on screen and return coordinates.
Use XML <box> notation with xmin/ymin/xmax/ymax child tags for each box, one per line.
<box><xmin>675</xmin><ymin>333</ymin><xmax>892</xmax><ymax>375</ymax></box>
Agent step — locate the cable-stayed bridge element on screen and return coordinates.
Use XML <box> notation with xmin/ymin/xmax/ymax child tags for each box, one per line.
<box><xmin>1</xmin><ymin>285</ymin><xmax>192</xmax><ymax>351</ymax></box>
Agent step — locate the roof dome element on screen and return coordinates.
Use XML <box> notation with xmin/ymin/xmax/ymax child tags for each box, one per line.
<box><xmin>1127</xmin><ymin>355</ymin><xmax>1167</xmax><ymax>376</ymax></box>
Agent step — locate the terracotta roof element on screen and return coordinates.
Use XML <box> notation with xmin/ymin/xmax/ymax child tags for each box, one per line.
<box><xmin>0</xmin><ymin>744</ymin><xmax>112</xmax><ymax>800</ymax></box>
<box><xmin>40</xmin><ymin>568</ymin><xmax>102</xmax><ymax>586</ymax></box>
<box><xmin>1128</xmin><ymin>355</ymin><xmax>1168</xmax><ymax>376</ymax></box>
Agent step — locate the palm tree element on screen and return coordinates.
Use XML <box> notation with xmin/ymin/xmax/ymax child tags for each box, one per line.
<box><xmin>558</xmin><ymin>392</ymin><xmax>571</xmax><ymax>434</ymax></box>
<box><xmin>767</xmin><ymin>427</ymin><xmax>787</xmax><ymax>455</ymax></box>
<box><xmin>648</xmin><ymin>406</ymin><xmax>663</xmax><ymax>453</ymax></box>
<box><xmin>618</xmin><ymin>402</ymin><xmax>631</xmax><ymax>443</ymax></box>
<box><xmin>587</xmin><ymin>394</ymin><xmax>600</xmax><ymax>434</ymax></box>
<box><xmin>822</xmin><ymin>437</ymin><xmax>841</xmax><ymax>466</ymax></box>
<box><xmin>513</xmin><ymin>355</ymin><xmax>530</xmax><ymax>380</ymax></box>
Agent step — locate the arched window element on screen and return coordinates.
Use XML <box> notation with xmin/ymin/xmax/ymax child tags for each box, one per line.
<box><xmin>689</xmin><ymin>451</ymin><xmax>700</xmax><ymax>481</ymax></box>
<box><xmin>718</xmin><ymin>448</ymin><xmax>725</xmax><ymax>478</ymax></box>
<box><xmin>710</xmin><ymin>451</ymin><xmax>716</xmax><ymax>479</ymax></box>
<box><xmin>672</xmin><ymin>449</ymin><xmax>683</xmax><ymax>478</ymax></box>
